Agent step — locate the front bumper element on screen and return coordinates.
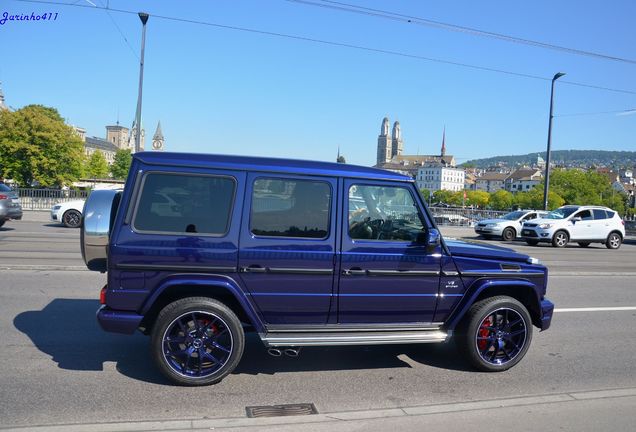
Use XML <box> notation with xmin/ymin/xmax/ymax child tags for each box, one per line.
<box><xmin>0</xmin><ymin>206</ymin><xmax>23</xmax><ymax>220</ymax></box>
<box><xmin>50</xmin><ymin>209</ymin><xmax>61</xmax><ymax>221</ymax></box>
<box><xmin>521</xmin><ymin>227</ymin><xmax>553</xmax><ymax>242</ymax></box>
<box><xmin>539</xmin><ymin>298</ymin><xmax>554</xmax><ymax>331</ymax></box>
<box><xmin>96</xmin><ymin>306</ymin><xmax>143</xmax><ymax>334</ymax></box>
<box><xmin>475</xmin><ymin>226</ymin><xmax>503</xmax><ymax>236</ymax></box>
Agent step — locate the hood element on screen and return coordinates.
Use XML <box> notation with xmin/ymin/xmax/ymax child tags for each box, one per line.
<box><xmin>523</xmin><ymin>217</ymin><xmax>562</xmax><ymax>226</ymax></box>
<box><xmin>476</xmin><ymin>218</ymin><xmax>509</xmax><ymax>225</ymax></box>
<box><xmin>445</xmin><ymin>238</ymin><xmax>530</xmax><ymax>263</ymax></box>
<box><xmin>55</xmin><ymin>200</ymin><xmax>86</xmax><ymax>209</ymax></box>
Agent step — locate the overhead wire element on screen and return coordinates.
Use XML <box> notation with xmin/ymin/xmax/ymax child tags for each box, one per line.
<box><xmin>286</xmin><ymin>0</ymin><xmax>636</xmax><ymax>65</ymax></box>
<box><xmin>555</xmin><ymin>108</ymin><xmax>636</xmax><ymax>117</ymax></box>
<box><xmin>12</xmin><ymin>0</ymin><xmax>636</xmax><ymax>96</ymax></box>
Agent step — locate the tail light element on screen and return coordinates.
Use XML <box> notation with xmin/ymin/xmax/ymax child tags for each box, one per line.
<box><xmin>99</xmin><ymin>285</ymin><xmax>108</xmax><ymax>305</ymax></box>
<box><xmin>0</xmin><ymin>194</ymin><xmax>8</xmax><ymax>199</ymax></box>
<box><xmin>621</xmin><ymin>220</ymin><xmax>625</xmax><ymax>226</ymax></box>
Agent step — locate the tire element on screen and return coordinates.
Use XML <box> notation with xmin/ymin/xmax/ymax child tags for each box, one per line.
<box><xmin>457</xmin><ymin>296</ymin><xmax>533</xmax><ymax>372</ymax></box>
<box><xmin>62</xmin><ymin>209</ymin><xmax>82</xmax><ymax>228</ymax></box>
<box><xmin>0</xmin><ymin>220</ymin><xmax>5</xmax><ymax>228</ymax></box>
<box><xmin>551</xmin><ymin>230</ymin><xmax>569</xmax><ymax>248</ymax></box>
<box><xmin>525</xmin><ymin>239</ymin><xmax>539</xmax><ymax>246</ymax></box>
<box><xmin>606</xmin><ymin>232</ymin><xmax>622</xmax><ymax>250</ymax></box>
<box><xmin>578</xmin><ymin>242</ymin><xmax>590</xmax><ymax>248</ymax></box>
<box><xmin>151</xmin><ymin>297</ymin><xmax>245</xmax><ymax>386</ymax></box>
<box><xmin>501</xmin><ymin>227</ymin><xmax>516</xmax><ymax>242</ymax></box>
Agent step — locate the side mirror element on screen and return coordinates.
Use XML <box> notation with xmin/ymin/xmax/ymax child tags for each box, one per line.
<box><xmin>422</xmin><ymin>228</ymin><xmax>441</xmax><ymax>252</ymax></box>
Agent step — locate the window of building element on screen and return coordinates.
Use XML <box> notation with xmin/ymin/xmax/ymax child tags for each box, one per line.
<box><xmin>250</xmin><ymin>178</ymin><xmax>331</xmax><ymax>239</ymax></box>
<box><xmin>348</xmin><ymin>184</ymin><xmax>425</xmax><ymax>242</ymax></box>
<box><xmin>134</xmin><ymin>172</ymin><xmax>235</xmax><ymax>235</ymax></box>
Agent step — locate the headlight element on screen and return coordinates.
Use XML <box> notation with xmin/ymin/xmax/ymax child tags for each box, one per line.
<box><xmin>538</xmin><ymin>223</ymin><xmax>553</xmax><ymax>229</ymax></box>
<box><xmin>485</xmin><ymin>223</ymin><xmax>497</xmax><ymax>227</ymax></box>
<box><xmin>52</xmin><ymin>205</ymin><xmax>61</xmax><ymax>210</ymax></box>
<box><xmin>527</xmin><ymin>257</ymin><xmax>542</xmax><ymax>265</ymax></box>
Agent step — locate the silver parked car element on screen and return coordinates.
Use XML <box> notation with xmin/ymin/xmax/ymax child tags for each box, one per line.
<box><xmin>0</xmin><ymin>183</ymin><xmax>23</xmax><ymax>227</ymax></box>
<box><xmin>475</xmin><ymin>209</ymin><xmax>547</xmax><ymax>241</ymax></box>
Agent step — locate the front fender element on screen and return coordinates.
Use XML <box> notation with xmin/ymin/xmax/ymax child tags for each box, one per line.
<box><xmin>140</xmin><ymin>273</ymin><xmax>266</xmax><ymax>333</ymax></box>
<box><xmin>445</xmin><ymin>278</ymin><xmax>542</xmax><ymax>331</ymax></box>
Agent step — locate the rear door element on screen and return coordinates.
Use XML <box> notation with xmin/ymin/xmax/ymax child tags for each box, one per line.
<box><xmin>337</xmin><ymin>180</ymin><xmax>441</xmax><ymax>324</ymax></box>
<box><xmin>238</xmin><ymin>174</ymin><xmax>337</xmax><ymax>325</ymax></box>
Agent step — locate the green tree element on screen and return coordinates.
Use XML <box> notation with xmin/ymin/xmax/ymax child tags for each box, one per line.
<box><xmin>0</xmin><ymin>105</ymin><xmax>85</xmax><ymax>186</ymax></box>
<box><xmin>86</xmin><ymin>150</ymin><xmax>109</xmax><ymax>179</ymax></box>
<box><xmin>466</xmin><ymin>190</ymin><xmax>489</xmax><ymax>208</ymax></box>
<box><xmin>514</xmin><ymin>188</ymin><xmax>564</xmax><ymax>210</ymax></box>
<box><xmin>111</xmin><ymin>148</ymin><xmax>132</xmax><ymax>180</ymax></box>
<box><xmin>489</xmin><ymin>190</ymin><xmax>514</xmax><ymax>210</ymax></box>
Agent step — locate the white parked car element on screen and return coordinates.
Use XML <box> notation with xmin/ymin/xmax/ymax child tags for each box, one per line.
<box><xmin>475</xmin><ymin>210</ymin><xmax>548</xmax><ymax>241</ymax></box>
<box><xmin>521</xmin><ymin>205</ymin><xmax>625</xmax><ymax>249</ymax></box>
<box><xmin>51</xmin><ymin>200</ymin><xmax>85</xmax><ymax>228</ymax></box>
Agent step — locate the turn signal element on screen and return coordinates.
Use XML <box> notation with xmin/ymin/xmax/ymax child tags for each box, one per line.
<box><xmin>99</xmin><ymin>285</ymin><xmax>107</xmax><ymax>305</ymax></box>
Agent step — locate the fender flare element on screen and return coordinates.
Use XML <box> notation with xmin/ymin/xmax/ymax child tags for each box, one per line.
<box><xmin>445</xmin><ymin>278</ymin><xmax>542</xmax><ymax>331</ymax></box>
<box><xmin>140</xmin><ymin>273</ymin><xmax>266</xmax><ymax>333</ymax></box>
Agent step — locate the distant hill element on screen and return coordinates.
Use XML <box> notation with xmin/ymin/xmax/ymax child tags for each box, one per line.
<box><xmin>463</xmin><ymin>150</ymin><xmax>636</xmax><ymax>169</ymax></box>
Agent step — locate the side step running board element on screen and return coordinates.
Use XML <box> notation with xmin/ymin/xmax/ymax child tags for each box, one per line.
<box><xmin>262</xmin><ymin>330</ymin><xmax>449</xmax><ymax>347</ymax></box>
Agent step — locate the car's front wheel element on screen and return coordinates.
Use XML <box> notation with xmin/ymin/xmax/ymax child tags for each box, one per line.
<box><xmin>62</xmin><ymin>209</ymin><xmax>82</xmax><ymax>228</ymax></box>
<box><xmin>501</xmin><ymin>227</ymin><xmax>516</xmax><ymax>242</ymax></box>
<box><xmin>552</xmin><ymin>230</ymin><xmax>569</xmax><ymax>248</ymax></box>
<box><xmin>151</xmin><ymin>297</ymin><xmax>245</xmax><ymax>386</ymax></box>
<box><xmin>606</xmin><ymin>232</ymin><xmax>622</xmax><ymax>250</ymax></box>
<box><xmin>457</xmin><ymin>296</ymin><xmax>533</xmax><ymax>372</ymax></box>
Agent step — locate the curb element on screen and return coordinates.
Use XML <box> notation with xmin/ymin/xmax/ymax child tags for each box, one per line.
<box><xmin>2</xmin><ymin>387</ymin><xmax>636</xmax><ymax>431</ymax></box>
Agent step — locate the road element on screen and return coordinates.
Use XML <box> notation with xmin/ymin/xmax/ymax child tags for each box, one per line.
<box><xmin>1</xmin><ymin>214</ymin><xmax>635</xmax><ymax>431</ymax></box>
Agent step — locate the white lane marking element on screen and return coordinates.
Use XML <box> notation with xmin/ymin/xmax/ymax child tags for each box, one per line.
<box><xmin>554</xmin><ymin>307</ymin><xmax>636</xmax><ymax>312</ymax></box>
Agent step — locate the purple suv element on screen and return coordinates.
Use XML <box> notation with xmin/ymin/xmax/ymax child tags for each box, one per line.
<box><xmin>81</xmin><ymin>152</ymin><xmax>554</xmax><ymax>386</ymax></box>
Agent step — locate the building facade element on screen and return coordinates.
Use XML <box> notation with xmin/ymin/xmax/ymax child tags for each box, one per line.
<box><xmin>475</xmin><ymin>172</ymin><xmax>508</xmax><ymax>193</ymax></box>
<box><xmin>417</xmin><ymin>163</ymin><xmax>465</xmax><ymax>192</ymax></box>
<box><xmin>504</xmin><ymin>168</ymin><xmax>543</xmax><ymax>192</ymax></box>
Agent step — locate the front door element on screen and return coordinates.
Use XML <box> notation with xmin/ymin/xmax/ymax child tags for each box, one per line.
<box><xmin>338</xmin><ymin>181</ymin><xmax>441</xmax><ymax>324</ymax></box>
<box><xmin>568</xmin><ymin>209</ymin><xmax>594</xmax><ymax>240</ymax></box>
<box><xmin>238</xmin><ymin>174</ymin><xmax>337</xmax><ymax>325</ymax></box>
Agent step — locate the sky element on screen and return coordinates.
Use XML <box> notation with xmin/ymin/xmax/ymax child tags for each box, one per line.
<box><xmin>1</xmin><ymin>0</ymin><xmax>635</xmax><ymax>166</ymax></box>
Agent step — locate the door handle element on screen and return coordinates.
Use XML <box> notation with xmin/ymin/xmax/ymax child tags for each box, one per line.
<box><xmin>343</xmin><ymin>267</ymin><xmax>366</xmax><ymax>276</ymax></box>
<box><xmin>240</xmin><ymin>265</ymin><xmax>267</xmax><ymax>273</ymax></box>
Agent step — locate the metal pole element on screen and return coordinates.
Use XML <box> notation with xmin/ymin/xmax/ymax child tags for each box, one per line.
<box><xmin>543</xmin><ymin>72</ymin><xmax>565</xmax><ymax>210</ymax></box>
<box><xmin>134</xmin><ymin>12</ymin><xmax>149</xmax><ymax>153</ymax></box>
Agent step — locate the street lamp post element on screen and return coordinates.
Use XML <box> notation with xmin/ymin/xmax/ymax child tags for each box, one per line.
<box><xmin>134</xmin><ymin>12</ymin><xmax>149</xmax><ymax>153</ymax></box>
<box><xmin>543</xmin><ymin>72</ymin><xmax>566</xmax><ymax>211</ymax></box>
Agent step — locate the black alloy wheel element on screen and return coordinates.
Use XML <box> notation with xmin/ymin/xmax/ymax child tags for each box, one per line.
<box><xmin>62</xmin><ymin>209</ymin><xmax>82</xmax><ymax>228</ymax></box>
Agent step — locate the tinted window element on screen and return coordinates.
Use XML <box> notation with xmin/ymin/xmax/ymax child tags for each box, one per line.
<box><xmin>576</xmin><ymin>210</ymin><xmax>593</xmax><ymax>220</ymax></box>
<box><xmin>349</xmin><ymin>185</ymin><xmax>425</xmax><ymax>241</ymax></box>
<box><xmin>607</xmin><ymin>210</ymin><xmax>616</xmax><ymax>218</ymax></box>
<box><xmin>250</xmin><ymin>178</ymin><xmax>331</xmax><ymax>238</ymax></box>
<box><xmin>593</xmin><ymin>209</ymin><xmax>608</xmax><ymax>219</ymax></box>
<box><xmin>134</xmin><ymin>173</ymin><xmax>235</xmax><ymax>235</ymax></box>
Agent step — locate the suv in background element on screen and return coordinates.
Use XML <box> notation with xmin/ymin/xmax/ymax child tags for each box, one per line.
<box><xmin>521</xmin><ymin>205</ymin><xmax>625</xmax><ymax>249</ymax></box>
<box><xmin>81</xmin><ymin>152</ymin><xmax>554</xmax><ymax>386</ymax></box>
<box><xmin>475</xmin><ymin>210</ymin><xmax>548</xmax><ymax>241</ymax></box>
<box><xmin>0</xmin><ymin>182</ymin><xmax>22</xmax><ymax>228</ymax></box>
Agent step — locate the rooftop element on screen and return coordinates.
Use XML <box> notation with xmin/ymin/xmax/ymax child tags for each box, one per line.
<box><xmin>135</xmin><ymin>152</ymin><xmax>413</xmax><ymax>181</ymax></box>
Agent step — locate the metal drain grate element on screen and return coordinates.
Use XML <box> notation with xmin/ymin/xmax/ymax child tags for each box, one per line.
<box><xmin>246</xmin><ymin>403</ymin><xmax>318</xmax><ymax>418</ymax></box>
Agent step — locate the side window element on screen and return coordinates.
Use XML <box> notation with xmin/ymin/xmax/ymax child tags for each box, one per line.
<box><xmin>576</xmin><ymin>210</ymin><xmax>593</xmax><ymax>220</ymax></box>
<box><xmin>134</xmin><ymin>173</ymin><xmax>235</xmax><ymax>235</ymax></box>
<box><xmin>522</xmin><ymin>213</ymin><xmax>535</xmax><ymax>221</ymax></box>
<box><xmin>250</xmin><ymin>178</ymin><xmax>331</xmax><ymax>239</ymax></box>
<box><xmin>607</xmin><ymin>210</ymin><xmax>616</xmax><ymax>218</ymax></box>
<box><xmin>349</xmin><ymin>184</ymin><xmax>425</xmax><ymax>241</ymax></box>
<box><xmin>593</xmin><ymin>209</ymin><xmax>608</xmax><ymax>219</ymax></box>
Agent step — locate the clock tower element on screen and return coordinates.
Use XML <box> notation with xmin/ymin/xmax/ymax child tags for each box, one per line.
<box><xmin>152</xmin><ymin>121</ymin><xmax>164</xmax><ymax>151</ymax></box>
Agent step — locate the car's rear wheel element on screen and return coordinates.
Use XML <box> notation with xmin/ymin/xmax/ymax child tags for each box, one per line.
<box><xmin>151</xmin><ymin>297</ymin><xmax>244</xmax><ymax>386</ymax></box>
<box><xmin>606</xmin><ymin>232</ymin><xmax>622</xmax><ymax>250</ymax></box>
<box><xmin>457</xmin><ymin>296</ymin><xmax>533</xmax><ymax>372</ymax></box>
<box><xmin>525</xmin><ymin>239</ymin><xmax>539</xmax><ymax>246</ymax></box>
<box><xmin>501</xmin><ymin>227</ymin><xmax>516</xmax><ymax>242</ymax></box>
<box><xmin>62</xmin><ymin>209</ymin><xmax>82</xmax><ymax>228</ymax></box>
<box><xmin>578</xmin><ymin>242</ymin><xmax>590</xmax><ymax>248</ymax></box>
<box><xmin>552</xmin><ymin>230</ymin><xmax>569</xmax><ymax>248</ymax></box>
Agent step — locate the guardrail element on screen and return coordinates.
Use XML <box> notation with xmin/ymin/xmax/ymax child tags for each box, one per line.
<box><xmin>16</xmin><ymin>188</ymin><xmax>89</xmax><ymax>211</ymax></box>
<box><xmin>428</xmin><ymin>206</ymin><xmax>508</xmax><ymax>226</ymax></box>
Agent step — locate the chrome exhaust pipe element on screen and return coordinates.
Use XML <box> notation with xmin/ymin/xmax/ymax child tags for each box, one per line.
<box><xmin>267</xmin><ymin>348</ymin><xmax>282</xmax><ymax>357</ymax></box>
<box><xmin>284</xmin><ymin>348</ymin><xmax>301</xmax><ymax>357</ymax></box>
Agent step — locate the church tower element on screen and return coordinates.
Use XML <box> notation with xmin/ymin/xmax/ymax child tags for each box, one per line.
<box><xmin>391</xmin><ymin>121</ymin><xmax>403</xmax><ymax>158</ymax></box>
<box><xmin>151</xmin><ymin>121</ymin><xmax>164</xmax><ymax>151</ymax></box>
<box><xmin>376</xmin><ymin>117</ymin><xmax>392</xmax><ymax>165</ymax></box>
<box><xmin>441</xmin><ymin>126</ymin><xmax>446</xmax><ymax>157</ymax></box>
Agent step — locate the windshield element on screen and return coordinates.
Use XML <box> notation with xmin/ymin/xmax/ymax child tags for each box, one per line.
<box><xmin>502</xmin><ymin>211</ymin><xmax>526</xmax><ymax>220</ymax></box>
<box><xmin>545</xmin><ymin>207</ymin><xmax>578</xmax><ymax>219</ymax></box>
<box><xmin>0</xmin><ymin>184</ymin><xmax>12</xmax><ymax>192</ymax></box>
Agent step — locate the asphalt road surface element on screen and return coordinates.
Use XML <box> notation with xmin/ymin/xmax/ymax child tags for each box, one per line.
<box><xmin>1</xmin><ymin>214</ymin><xmax>635</xmax><ymax>431</ymax></box>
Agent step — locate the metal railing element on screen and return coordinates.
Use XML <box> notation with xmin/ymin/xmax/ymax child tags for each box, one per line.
<box><xmin>428</xmin><ymin>206</ymin><xmax>508</xmax><ymax>226</ymax></box>
<box><xmin>16</xmin><ymin>188</ymin><xmax>90</xmax><ymax>211</ymax></box>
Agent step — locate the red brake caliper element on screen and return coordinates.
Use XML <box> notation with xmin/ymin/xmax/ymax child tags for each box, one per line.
<box><xmin>478</xmin><ymin>316</ymin><xmax>492</xmax><ymax>351</ymax></box>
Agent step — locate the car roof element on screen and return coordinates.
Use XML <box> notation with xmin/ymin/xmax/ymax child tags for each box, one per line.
<box><xmin>134</xmin><ymin>152</ymin><xmax>412</xmax><ymax>182</ymax></box>
<box><xmin>559</xmin><ymin>205</ymin><xmax>612</xmax><ymax>210</ymax></box>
